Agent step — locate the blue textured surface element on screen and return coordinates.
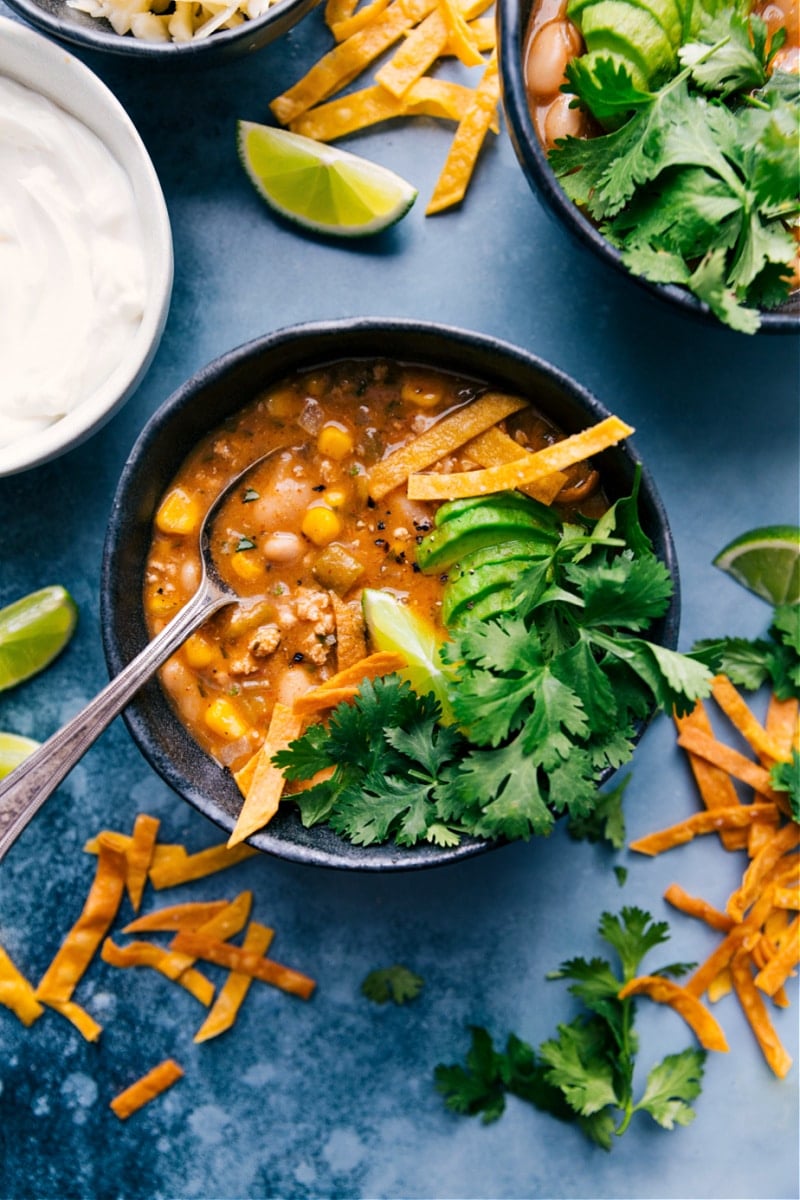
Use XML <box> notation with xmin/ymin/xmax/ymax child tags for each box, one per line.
<box><xmin>0</xmin><ymin>6</ymin><xmax>798</xmax><ymax>1197</ymax></box>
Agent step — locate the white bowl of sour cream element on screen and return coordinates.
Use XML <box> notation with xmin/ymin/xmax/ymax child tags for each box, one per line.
<box><xmin>0</xmin><ymin>16</ymin><xmax>173</xmax><ymax>476</ymax></box>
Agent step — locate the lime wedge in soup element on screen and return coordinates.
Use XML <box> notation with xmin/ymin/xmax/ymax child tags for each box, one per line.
<box><xmin>237</xmin><ymin>122</ymin><xmax>418</xmax><ymax>238</ymax></box>
<box><xmin>713</xmin><ymin>526</ymin><xmax>800</xmax><ymax>606</ymax></box>
<box><xmin>0</xmin><ymin>732</ymin><xmax>40</xmax><ymax>779</ymax></box>
<box><xmin>0</xmin><ymin>585</ymin><xmax>78</xmax><ymax>691</ymax></box>
<box><xmin>362</xmin><ymin>588</ymin><xmax>454</xmax><ymax>722</ymax></box>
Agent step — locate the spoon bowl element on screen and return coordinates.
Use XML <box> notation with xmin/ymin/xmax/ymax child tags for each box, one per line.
<box><xmin>0</xmin><ymin>451</ymin><xmax>280</xmax><ymax>862</ymax></box>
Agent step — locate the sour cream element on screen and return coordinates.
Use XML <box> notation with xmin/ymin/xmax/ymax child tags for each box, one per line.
<box><xmin>0</xmin><ymin>75</ymin><xmax>148</xmax><ymax>449</ymax></box>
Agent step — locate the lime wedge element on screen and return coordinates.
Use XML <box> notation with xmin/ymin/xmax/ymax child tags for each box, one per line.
<box><xmin>713</xmin><ymin>526</ymin><xmax>800</xmax><ymax>605</ymax></box>
<box><xmin>237</xmin><ymin>122</ymin><xmax>418</xmax><ymax>238</ymax></box>
<box><xmin>362</xmin><ymin>588</ymin><xmax>454</xmax><ymax>721</ymax></box>
<box><xmin>0</xmin><ymin>585</ymin><xmax>78</xmax><ymax>692</ymax></box>
<box><xmin>0</xmin><ymin>732</ymin><xmax>40</xmax><ymax>779</ymax></box>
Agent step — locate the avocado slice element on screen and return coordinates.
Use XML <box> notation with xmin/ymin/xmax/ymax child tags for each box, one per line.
<box><xmin>433</xmin><ymin>490</ymin><xmax>560</xmax><ymax>529</ymax></box>
<box><xmin>442</xmin><ymin>540</ymin><xmax>543</xmax><ymax>626</ymax></box>
<box><xmin>580</xmin><ymin>1</ymin><xmax>676</xmax><ymax>81</ymax></box>
<box><xmin>568</xmin><ymin>0</ymin><xmax>682</xmax><ymax>48</ymax></box>
<box><xmin>450</xmin><ymin>585</ymin><xmax>517</xmax><ymax>626</ymax></box>
<box><xmin>416</xmin><ymin>510</ymin><xmax>558</xmax><ymax>573</ymax></box>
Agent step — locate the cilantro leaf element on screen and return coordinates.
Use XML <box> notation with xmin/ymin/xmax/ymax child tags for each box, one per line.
<box><xmin>361</xmin><ymin>965</ymin><xmax>424</xmax><ymax>1006</ymax></box>
<box><xmin>567</xmin><ymin>550</ymin><xmax>673</xmax><ymax>630</ymax></box>
<box><xmin>637</xmin><ymin>1049</ymin><xmax>706</xmax><ymax>1129</ymax></box>
<box><xmin>680</xmin><ymin>12</ymin><xmax>770</xmax><ymax>97</ymax></box>
<box><xmin>770</xmin><ymin>750</ymin><xmax>800</xmax><ymax>821</ymax></box>
<box><xmin>435</xmin><ymin>908</ymin><xmax>705</xmax><ymax>1147</ymax></box>
<box><xmin>567</xmin><ymin>774</ymin><xmax>630</xmax><ymax>849</ymax></box>
<box><xmin>565</xmin><ymin>54</ymin><xmax>654</xmax><ymax>125</ymax></box>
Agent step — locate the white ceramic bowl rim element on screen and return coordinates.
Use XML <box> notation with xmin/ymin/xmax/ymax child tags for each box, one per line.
<box><xmin>0</xmin><ymin>16</ymin><xmax>174</xmax><ymax>476</ymax></box>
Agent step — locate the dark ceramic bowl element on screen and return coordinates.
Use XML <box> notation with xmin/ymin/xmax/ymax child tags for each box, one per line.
<box><xmin>497</xmin><ymin>0</ymin><xmax>800</xmax><ymax>335</ymax></box>
<box><xmin>4</xmin><ymin>0</ymin><xmax>316</xmax><ymax>62</ymax></box>
<box><xmin>101</xmin><ymin>318</ymin><xmax>680</xmax><ymax>871</ymax></box>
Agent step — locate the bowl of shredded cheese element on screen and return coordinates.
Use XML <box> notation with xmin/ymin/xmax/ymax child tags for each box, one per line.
<box><xmin>3</xmin><ymin>0</ymin><xmax>317</xmax><ymax>58</ymax></box>
<box><xmin>0</xmin><ymin>17</ymin><xmax>173</xmax><ymax>476</ymax></box>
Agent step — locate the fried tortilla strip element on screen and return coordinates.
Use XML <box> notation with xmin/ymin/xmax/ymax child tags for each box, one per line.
<box><xmin>730</xmin><ymin>951</ymin><xmax>793</xmax><ymax>1077</ymax></box>
<box><xmin>160</xmin><ymin>891</ymin><xmax>253</xmax><ymax>982</ymax></box>
<box><xmin>194</xmin><ymin>921</ymin><xmax>275</xmax><ymax>1043</ymax></box>
<box><xmin>463</xmin><ymin>426</ymin><xmax>567</xmax><ymax>504</ymax></box>
<box><xmin>293</xmin><ymin>685</ymin><xmax>359</xmax><ymax>716</ymax></box>
<box><xmin>171</xmin><ymin>930</ymin><xmax>316</xmax><ymax>999</ymax></box>
<box><xmin>0</xmin><ymin>945</ymin><xmax>44</xmax><ymax>1027</ymax></box>
<box><xmin>324</xmin><ymin>0</ymin><xmax>358</xmax><ymax>28</ymax></box>
<box><xmin>291</xmin><ymin>78</ymin><xmax>485</xmax><ymax>140</ymax></box>
<box><xmin>686</xmin><ymin>882</ymin><xmax>785</xmax><ymax>998</ymax></box>
<box><xmin>293</xmin><ymin>651</ymin><xmax>406</xmax><ymax>716</ymax></box>
<box><xmin>772</xmin><ymin>885</ymin><xmax>800</xmax><ymax>910</ymax></box>
<box><xmin>710</xmin><ymin>676</ymin><xmax>790</xmax><ymax>766</ymax></box>
<box><xmin>727</xmin><ymin>822</ymin><xmax>800</xmax><ymax>920</ymax></box>
<box><xmin>125</xmin><ymin>813</ymin><xmax>161</xmax><ymax>912</ymax></box>
<box><xmin>35</xmin><ymin>837</ymin><xmax>127</xmax><ymax>1008</ymax></box>
<box><xmin>229</xmin><ymin>703</ymin><xmax>304</xmax><ymax>846</ymax></box>
<box><xmin>408</xmin><ymin>415</ymin><xmax>634</xmax><ymax>500</ymax></box>
<box><xmin>675</xmin><ymin>726</ymin><xmax>782</xmax><ymax>802</ymax></box>
<box><xmin>707</xmin><ymin>967</ymin><xmax>733</xmax><ymax>1003</ymax></box>
<box><xmin>765</xmin><ymin>693</ymin><xmax>800</xmax><ymax>756</ymax></box>
<box><xmin>110</xmin><ymin>1059</ymin><xmax>184</xmax><ymax>1120</ymax></box>
<box><xmin>47</xmin><ymin>1000</ymin><xmax>103</xmax><ymax>1042</ymax></box>
<box><xmin>663</xmin><ymin>883</ymin><xmax>735</xmax><ymax>933</ymax></box>
<box><xmin>331</xmin><ymin>593</ymin><xmax>367</xmax><ymax>672</ymax></box>
<box><xmin>329</xmin><ymin>0</ymin><xmax>390</xmax><ymax>40</ymax></box>
<box><xmin>438</xmin><ymin>0</ymin><xmax>482</xmax><ymax>65</ymax></box>
<box><xmin>123</xmin><ymin>900</ymin><xmax>230</xmax><ymax>933</ymax></box>
<box><xmin>148</xmin><ymin>841</ymin><xmax>257</xmax><ymax>889</ymax></box>
<box><xmin>369</xmin><ymin>391</ymin><xmax>528</xmax><ymax>500</ymax></box>
<box><xmin>747</xmin><ymin>809</ymin><xmax>782</xmax><ymax>857</ymax></box>
<box><xmin>629</xmin><ymin>803</ymin><xmax>779</xmax><ymax>856</ymax></box>
<box><xmin>674</xmin><ymin>703</ymin><xmax>748</xmax><ymax>851</ymax></box>
<box><xmin>270</xmin><ymin>0</ymin><xmax>437</xmax><ymax>124</ymax></box>
<box><xmin>375</xmin><ymin>8</ymin><xmax>448</xmax><ymax>97</ymax></box>
<box><xmin>101</xmin><ymin>939</ymin><xmax>215</xmax><ymax>1006</ymax></box>
<box><xmin>426</xmin><ymin>50</ymin><xmax>500</xmax><ymax>215</ymax></box>
<box><xmin>753</xmin><ymin>915</ymin><xmax>800</xmax><ymax>997</ymax></box>
<box><xmin>618</xmin><ymin>975</ymin><xmax>729</xmax><ymax>1052</ymax></box>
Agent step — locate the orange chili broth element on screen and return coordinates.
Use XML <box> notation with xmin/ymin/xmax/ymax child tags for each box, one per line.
<box><xmin>143</xmin><ymin>359</ymin><xmax>605</xmax><ymax>771</ymax></box>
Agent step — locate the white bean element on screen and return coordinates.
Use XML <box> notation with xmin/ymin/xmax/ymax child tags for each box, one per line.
<box><xmin>543</xmin><ymin>92</ymin><xmax>587</xmax><ymax>147</ymax></box>
<box><xmin>262</xmin><ymin>531</ymin><xmax>303</xmax><ymax>562</ymax></box>
<box><xmin>525</xmin><ymin>20</ymin><xmax>582</xmax><ymax>101</ymax></box>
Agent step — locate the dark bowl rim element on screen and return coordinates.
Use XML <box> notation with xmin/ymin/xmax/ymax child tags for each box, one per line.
<box><xmin>2</xmin><ymin>0</ymin><xmax>317</xmax><ymax>59</ymax></box>
<box><xmin>100</xmin><ymin>316</ymin><xmax>681</xmax><ymax>871</ymax></box>
<box><xmin>496</xmin><ymin>0</ymin><xmax>800</xmax><ymax>335</ymax></box>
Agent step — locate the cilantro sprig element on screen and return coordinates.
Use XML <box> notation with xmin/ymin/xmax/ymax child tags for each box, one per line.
<box><xmin>275</xmin><ymin>479</ymin><xmax>713</xmax><ymax>848</ymax></box>
<box><xmin>551</xmin><ymin>7</ymin><xmax>800</xmax><ymax>332</ymax></box>
<box><xmin>435</xmin><ymin>907</ymin><xmax>705</xmax><ymax>1149</ymax></box>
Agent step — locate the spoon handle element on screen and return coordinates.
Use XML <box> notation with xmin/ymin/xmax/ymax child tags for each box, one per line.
<box><xmin>0</xmin><ymin>587</ymin><xmax>229</xmax><ymax>863</ymax></box>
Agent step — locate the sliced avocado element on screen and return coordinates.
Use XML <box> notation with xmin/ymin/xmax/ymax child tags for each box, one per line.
<box><xmin>442</xmin><ymin>541</ymin><xmax>543</xmax><ymax>626</ymax></box>
<box><xmin>416</xmin><ymin>512</ymin><xmax>557</xmax><ymax>574</ymax></box>
<box><xmin>434</xmin><ymin>490</ymin><xmax>560</xmax><ymax>530</ymax></box>
<box><xmin>450</xmin><ymin>585</ymin><xmax>517</xmax><ymax>626</ymax></box>
<box><xmin>581</xmin><ymin>2</ymin><xmax>676</xmax><ymax>81</ymax></box>
<box><xmin>569</xmin><ymin>0</ymin><xmax>681</xmax><ymax>48</ymax></box>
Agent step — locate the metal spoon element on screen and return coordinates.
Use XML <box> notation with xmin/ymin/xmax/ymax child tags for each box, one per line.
<box><xmin>0</xmin><ymin>449</ymin><xmax>281</xmax><ymax>863</ymax></box>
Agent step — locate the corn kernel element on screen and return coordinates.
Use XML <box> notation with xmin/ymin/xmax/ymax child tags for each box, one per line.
<box><xmin>230</xmin><ymin>550</ymin><xmax>263</xmax><ymax>582</ymax></box>
<box><xmin>147</xmin><ymin>588</ymin><xmax>178</xmax><ymax>615</ymax></box>
<box><xmin>184</xmin><ymin>633</ymin><xmax>215</xmax><ymax>669</ymax></box>
<box><xmin>204</xmin><ymin>696</ymin><xmax>250</xmax><ymax>740</ymax></box>
<box><xmin>266</xmin><ymin>386</ymin><xmax>302</xmax><ymax>421</ymax></box>
<box><xmin>401</xmin><ymin>377</ymin><xmax>446</xmax><ymax>409</ymax></box>
<box><xmin>155</xmin><ymin>488</ymin><xmax>202</xmax><ymax>536</ymax></box>
<box><xmin>302</xmin><ymin>503</ymin><xmax>342</xmax><ymax>546</ymax></box>
<box><xmin>318</xmin><ymin>422</ymin><xmax>354</xmax><ymax>461</ymax></box>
